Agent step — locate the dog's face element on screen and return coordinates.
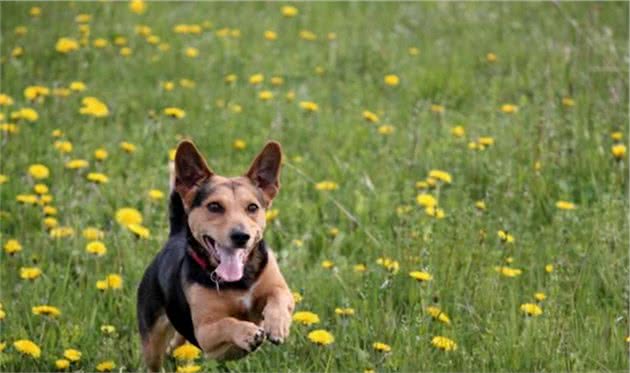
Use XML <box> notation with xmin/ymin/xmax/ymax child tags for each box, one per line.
<box><xmin>174</xmin><ymin>141</ymin><xmax>282</xmax><ymax>282</ymax></box>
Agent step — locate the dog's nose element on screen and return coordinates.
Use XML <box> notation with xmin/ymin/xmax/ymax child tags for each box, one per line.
<box><xmin>230</xmin><ymin>230</ymin><xmax>250</xmax><ymax>247</ymax></box>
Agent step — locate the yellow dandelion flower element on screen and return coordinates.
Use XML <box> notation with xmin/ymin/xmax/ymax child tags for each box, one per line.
<box><xmin>148</xmin><ymin>189</ymin><xmax>164</xmax><ymax>200</ymax></box>
<box><xmin>384</xmin><ymin>74</ymin><xmax>399</xmax><ymax>86</ymax></box>
<box><xmin>265</xmin><ymin>209</ymin><xmax>279</xmax><ymax>222</ymax></box>
<box><xmin>119</xmin><ymin>141</ymin><xmax>136</xmax><ymax>153</ymax></box>
<box><xmin>100</xmin><ymin>324</ymin><xmax>116</xmax><ymax>334</ymax></box>
<box><xmin>334</xmin><ymin>307</ymin><xmax>355</xmax><ymax>316</ymax></box>
<box><xmin>353</xmin><ymin>263</ymin><xmax>367</xmax><ymax>273</ymax></box>
<box><xmin>93</xmin><ymin>38</ymin><xmax>108</xmax><ymax>48</ymax></box>
<box><xmin>164</xmin><ymin>107</ymin><xmax>186</xmax><ymax>119</ymax></box>
<box><xmin>233</xmin><ymin>139</ymin><xmax>247</xmax><ymax>150</ymax></box>
<box><xmin>520</xmin><ymin>303</ymin><xmax>543</xmax><ymax>317</ymax></box>
<box><xmin>372</xmin><ymin>342</ymin><xmax>391</xmax><ymax>353</ymax></box>
<box><xmin>428</xmin><ymin>169</ymin><xmax>452</xmax><ymax>184</ymax></box>
<box><xmin>79</xmin><ymin>97</ymin><xmax>109</xmax><ymax>117</ymax></box>
<box><xmin>321</xmin><ymin>260</ymin><xmax>335</xmax><ymax>269</ymax></box>
<box><xmin>299</xmin><ymin>101</ymin><xmax>319</xmax><ymax>112</ymax></box>
<box><xmin>115</xmin><ymin>207</ymin><xmax>143</xmax><ymax>227</ymax></box>
<box><xmin>55</xmin><ymin>359</ymin><xmax>70</xmax><ymax>370</ymax></box>
<box><xmin>612</xmin><ymin>144</ymin><xmax>626</xmax><ymax>160</ymax></box>
<box><xmin>87</xmin><ymin>172</ymin><xmax>109</xmax><ymax>184</ymax></box>
<box><xmin>378</xmin><ymin>125</ymin><xmax>395</xmax><ymax>135</ymax></box>
<box><xmin>32</xmin><ymin>305</ymin><xmax>61</xmax><ymax>317</ymax></box>
<box><xmin>478</xmin><ymin>136</ymin><xmax>495</xmax><ymax>146</ymax></box>
<box><xmin>299</xmin><ymin>30</ymin><xmax>317</xmax><ymax>41</ymax></box>
<box><xmin>286</xmin><ymin>90</ymin><xmax>296</xmax><ymax>102</ymax></box>
<box><xmin>486</xmin><ymin>52</ymin><xmax>497</xmax><ymax>62</ymax></box>
<box><xmin>14</xmin><ymin>339</ymin><xmax>41</xmax><ymax>358</ymax></box>
<box><xmin>611</xmin><ymin>131</ymin><xmax>623</xmax><ymax>141</ymax></box>
<box><xmin>63</xmin><ymin>349</ymin><xmax>81</xmax><ymax>362</ymax></box>
<box><xmin>56</xmin><ymin>37</ymin><xmax>79</xmax><ymax>53</ymax></box>
<box><xmin>307</xmin><ymin>329</ymin><xmax>334</xmax><ymax>345</ymax></box>
<box><xmin>293</xmin><ymin>311</ymin><xmax>320</xmax><ymax>326</ymax></box>
<box><xmin>24</xmin><ymin>85</ymin><xmax>50</xmax><ymax>101</ymax></box>
<box><xmin>28</xmin><ymin>164</ymin><xmax>50</xmax><ymax>179</ymax></box>
<box><xmin>106</xmin><ymin>274</ymin><xmax>123</xmax><ymax>289</ymax></box>
<box><xmin>86</xmin><ymin>241</ymin><xmax>107</xmax><ymax>256</ymax></box>
<box><xmin>82</xmin><ymin>227</ymin><xmax>104</xmax><ymax>240</ymax></box>
<box><xmin>69</xmin><ymin>81</ymin><xmax>86</xmax><ymax>92</ymax></box>
<box><xmin>534</xmin><ymin>292</ymin><xmax>546</xmax><ymax>301</ymax></box>
<box><xmin>0</xmin><ymin>93</ymin><xmax>14</xmax><ymax>106</ymax></box>
<box><xmin>120</xmin><ymin>47</ymin><xmax>132</xmax><ymax>56</ymax></box>
<box><xmin>176</xmin><ymin>365</ymin><xmax>201</xmax><ymax>373</ymax></box>
<box><xmin>264</xmin><ymin>30</ymin><xmax>278</xmax><ymax>41</ymax></box>
<box><xmin>431</xmin><ymin>336</ymin><xmax>457</xmax><ymax>351</ymax></box>
<box><xmin>416</xmin><ymin>193</ymin><xmax>437</xmax><ymax>208</ymax></box>
<box><xmin>431</xmin><ymin>104</ymin><xmax>445</xmax><ymax>113</ymax></box>
<box><xmin>376</xmin><ymin>257</ymin><xmax>399</xmax><ymax>273</ymax></box>
<box><xmin>16</xmin><ymin>194</ymin><xmax>39</xmax><ymax>204</ymax></box>
<box><xmin>494</xmin><ymin>266</ymin><xmax>523</xmax><ymax>277</ymax></box>
<box><xmin>126</xmin><ymin>223</ymin><xmax>151</xmax><ymax>239</ymax></box>
<box><xmin>409</xmin><ymin>271</ymin><xmax>433</xmax><ymax>282</ymax></box>
<box><xmin>96</xmin><ymin>360</ymin><xmax>116</xmax><ymax>372</ymax></box>
<box><xmin>475</xmin><ymin>200</ymin><xmax>486</xmax><ymax>210</ymax></box>
<box><xmin>562</xmin><ymin>97</ymin><xmax>575</xmax><ymax>107</ymax></box>
<box><xmin>281</xmin><ymin>5</ymin><xmax>298</xmax><ymax>17</ymax></box>
<box><xmin>249</xmin><ymin>73</ymin><xmax>264</xmax><ymax>85</ymax></box>
<box><xmin>315</xmin><ymin>181</ymin><xmax>338</xmax><ymax>191</ymax></box>
<box><xmin>556</xmin><ymin>200</ymin><xmax>576</xmax><ymax>210</ymax></box>
<box><xmin>4</xmin><ymin>239</ymin><xmax>22</xmax><ymax>255</ymax></box>
<box><xmin>426</xmin><ymin>306</ymin><xmax>451</xmax><ymax>325</ymax></box>
<box><xmin>96</xmin><ymin>280</ymin><xmax>108</xmax><ymax>290</ymax></box>
<box><xmin>129</xmin><ymin>0</ymin><xmax>147</xmax><ymax>14</ymax></box>
<box><xmin>362</xmin><ymin>110</ymin><xmax>379</xmax><ymax>123</ymax></box>
<box><xmin>172</xmin><ymin>343</ymin><xmax>201</xmax><ymax>361</ymax></box>
<box><xmin>292</xmin><ymin>291</ymin><xmax>303</xmax><ymax>304</ymax></box>
<box><xmin>50</xmin><ymin>226</ymin><xmax>75</xmax><ymax>239</ymax></box>
<box><xmin>65</xmin><ymin>159</ymin><xmax>89</xmax><ymax>170</ymax></box>
<box><xmin>43</xmin><ymin>217</ymin><xmax>59</xmax><ymax>229</ymax></box>
<box><xmin>259</xmin><ymin>90</ymin><xmax>273</xmax><ymax>101</ymax></box>
<box><xmin>11</xmin><ymin>107</ymin><xmax>39</xmax><ymax>122</ymax></box>
<box><xmin>545</xmin><ymin>264</ymin><xmax>554</xmax><ymax>273</ymax></box>
<box><xmin>501</xmin><ymin>104</ymin><xmax>518</xmax><ymax>113</ymax></box>
<box><xmin>20</xmin><ymin>267</ymin><xmax>42</xmax><ymax>280</ymax></box>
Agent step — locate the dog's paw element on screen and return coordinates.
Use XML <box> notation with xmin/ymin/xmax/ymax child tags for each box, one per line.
<box><xmin>233</xmin><ymin>322</ymin><xmax>265</xmax><ymax>352</ymax></box>
<box><xmin>263</xmin><ymin>309</ymin><xmax>292</xmax><ymax>345</ymax></box>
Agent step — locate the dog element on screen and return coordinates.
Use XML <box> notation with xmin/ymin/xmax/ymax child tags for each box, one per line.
<box><xmin>137</xmin><ymin>140</ymin><xmax>294</xmax><ymax>372</ymax></box>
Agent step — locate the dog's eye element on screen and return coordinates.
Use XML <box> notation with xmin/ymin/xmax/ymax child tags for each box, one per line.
<box><xmin>207</xmin><ymin>202</ymin><xmax>224</xmax><ymax>213</ymax></box>
<box><xmin>247</xmin><ymin>203</ymin><xmax>259</xmax><ymax>213</ymax></box>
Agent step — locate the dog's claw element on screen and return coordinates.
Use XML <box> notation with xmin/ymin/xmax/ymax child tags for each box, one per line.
<box><xmin>249</xmin><ymin>328</ymin><xmax>265</xmax><ymax>351</ymax></box>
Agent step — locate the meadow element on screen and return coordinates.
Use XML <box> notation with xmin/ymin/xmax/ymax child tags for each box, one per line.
<box><xmin>0</xmin><ymin>1</ymin><xmax>628</xmax><ymax>372</ymax></box>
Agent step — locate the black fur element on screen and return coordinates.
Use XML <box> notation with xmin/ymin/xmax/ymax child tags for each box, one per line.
<box><xmin>136</xmin><ymin>191</ymin><xmax>269</xmax><ymax>349</ymax></box>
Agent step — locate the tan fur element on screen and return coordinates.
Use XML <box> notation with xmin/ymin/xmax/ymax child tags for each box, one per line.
<box><xmin>186</xmin><ymin>251</ymin><xmax>294</xmax><ymax>359</ymax></box>
<box><xmin>142</xmin><ymin>314</ymin><xmax>175</xmax><ymax>372</ymax></box>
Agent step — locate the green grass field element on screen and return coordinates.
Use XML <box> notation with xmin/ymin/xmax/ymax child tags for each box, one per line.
<box><xmin>1</xmin><ymin>1</ymin><xmax>628</xmax><ymax>371</ymax></box>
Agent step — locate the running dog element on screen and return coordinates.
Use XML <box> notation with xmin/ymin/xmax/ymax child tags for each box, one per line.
<box><xmin>137</xmin><ymin>140</ymin><xmax>294</xmax><ymax>371</ymax></box>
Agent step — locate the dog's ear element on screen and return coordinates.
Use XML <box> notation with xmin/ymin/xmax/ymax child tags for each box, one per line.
<box><xmin>174</xmin><ymin>141</ymin><xmax>213</xmax><ymax>203</ymax></box>
<box><xmin>245</xmin><ymin>141</ymin><xmax>282</xmax><ymax>206</ymax></box>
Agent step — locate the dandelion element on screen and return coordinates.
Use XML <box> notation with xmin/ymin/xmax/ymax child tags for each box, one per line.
<box><xmin>372</xmin><ymin>342</ymin><xmax>391</xmax><ymax>353</ymax></box>
<box><xmin>17</xmin><ymin>194</ymin><xmax>39</xmax><ymax>204</ymax></box>
<box><xmin>428</xmin><ymin>170</ymin><xmax>452</xmax><ymax>184</ymax></box>
<box><xmin>94</xmin><ymin>360</ymin><xmax>116</xmax><ymax>372</ymax></box>
<box><xmin>249</xmin><ymin>73</ymin><xmax>264</xmax><ymax>85</ymax></box>
<box><xmin>534</xmin><ymin>292</ymin><xmax>546</xmax><ymax>301</ymax></box>
<box><xmin>96</xmin><ymin>280</ymin><xmax>108</xmax><ymax>291</ymax></box>
<box><xmin>520</xmin><ymin>303</ymin><xmax>543</xmax><ymax>317</ymax></box>
<box><xmin>101</xmin><ymin>325</ymin><xmax>116</xmax><ymax>334</ymax></box>
<box><xmin>0</xmin><ymin>174</ymin><xmax>7</xmax><ymax>184</ymax></box>
<box><xmin>44</xmin><ymin>217</ymin><xmax>59</xmax><ymax>229</ymax></box>
<box><xmin>14</xmin><ymin>339</ymin><xmax>41</xmax><ymax>358</ymax></box>
<box><xmin>4</xmin><ymin>239</ymin><xmax>22</xmax><ymax>255</ymax></box>
<box><xmin>376</xmin><ymin>257</ymin><xmax>399</xmax><ymax>273</ymax></box>
<box><xmin>56</xmin><ymin>37</ymin><xmax>79</xmax><ymax>53</ymax></box>
<box><xmin>611</xmin><ymin>144</ymin><xmax>626</xmax><ymax>160</ymax></box>
<box><xmin>172</xmin><ymin>343</ymin><xmax>201</xmax><ymax>361</ymax></box>
<box><xmin>475</xmin><ymin>200</ymin><xmax>486</xmax><ymax>211</ymax></box>
<box><xmin>282</xmin><ymin>5</ymin><xmax>298</xmax><ymax>17</ymax></box>
<box><xmin>120</xmin><ymin>47</ymin><xmax>132</xmax><ymax>56</ymax></box>
<box><xmin>494</xmin><ymin>266</ymin><xmax>522</xmax><ymax>277</ymax></box>
<box><xmin>20</xmin><ymin>267</ymin><xmax>43</xmax><ymax>280</ymax></box>
<box><xmin>611</xmin><ymin>131</ymin><xmax>623</xmax><ymax>141</ymax></box>
<box><xmin>28</xmin><ymin>164</ymin><xmax>49</xmax><ymax>179</ymax></box>
<box><xmin>315</xmin><ymin>181</ymin><xmax>338</xmax><ymax>191</ymax></box>
<box><xmin>384</xmin><ymin>74</ymin><xmax>400</xmax><ymax>86</ymax></box>
<box><xmin>292</xmin><ymin>291</ymin><xmax>303</xmax><ymax>304</ymax></box>
<box><xmin>177</xmin><ymin>365</ymin><xmax>201</xmax><ymax>373</ymax></box>
<box><xmin>79</xmin><ymin>97</ymin><xmax>109</xmax><ymax>117</ymax></box>
<box><xmin>321</xmin><ymin>260</ymin><xmax>334</xmax><ymax>269</ymax></box>
<box><xmin>299</xmin><ymin>101</ymin><xmax>319</xmax><ymax>112</ymax></box>
<box><xmin>416</xmin><ymin>193</ymin><xmax>437</xmax><ymax>208</ymax></box>
<box><xmin>63</xmin><ymin>349</ymin><xmax>81</xmax><ymax>362</ymax></box>
<box><xmin>127</xmin><ymin>223</ymin><xmax>151</xmax><ymax>239</ymax></box>
<box><xmin>164</xmin><ymin>107</ymin><xmax>186</xmax><ymax>119</ymax></box>
<box><xmin>148</xmin><ymin>189</ymin><xmax>164</xmax><ymax>200</ymax></box>
<box><xmin>86</xmin><ymin>241</ymin><xmax>107</xmax><ymax>256</ymax></box>
<box><xmin>259</xmin><ymin>90</ymin><xmax>273</xmax><ymax>101</ymax></box>
<box><xmin>106</xmin><ymin>274</ymin><xmax>123</xmax><ymax>289</ymax></box>
<box><xmin>93</xmin><ymin>38</ymin><xmax>108</xmax><ymax>48</ymax></box>
<box><xmin>562</xmin><ymin>97</ymin><xmax>575</xmax><ymax>107</ymax></box>
<box><xmin>426</xmin><ymin>306</ymin><xmax>451</xmax><ymax>325</ymax></box>
<box><xmin>265</xmin><ymin>209</ymin><xmax>279</xmax><ymax>222</ymax></box>
<box><xmin>44</xmin><ymin>206</ymin><xmax>58</xmax><ymax>215</ymax></box>
<box><xmin>451</xmin><ymin>126</ymin><xmax>465</xmax><ymax>137</ymax></box>
<box><xmin>129</xmin><ymin>0</ymin><xmax>147</xmax><ymax>14</ymax></box>
<box><xmin>478</xmin><ymin>136</ymin><xmax>495</xmax><ymax>146</ymax></box>
<box><xmin>431</xmin><ymin>336</ymin><xmax>457</xmax><ymax>351</ymax></box>
<box><xmin>497</xmin><ymin>230</ymin><xmax>515</xmax><ymax>244</ymax></box>
<box><xmin>501</xmin><ymin>104</ymin><xmax>518</xmax><ymax>113</ymax></box>
<box><xmin>40</xmin><ymin>194</ymin><xmax>53</xmax><ymax>205</ymax></box>
<box><xmin>486</xmin><ymin>52</ymin><xmax>497</xmax><ymax>62</ymax></box>
<box><xmin>1</xmin><ymin>123</ymin><xmax>19</xmax><ymax>134</ymax></box>
<box><xmin>556</xmin><ymin>201</ymin><xmax>576</xmax><ymax>210</ymax></box>
<box><xmin>354</xmin><ymin>264</ymin><xmax>367</xmax><ymax>273</ymax></box>
<box><xmin>82</xmin><ymin>227</ymin><xmax>104</xmax><ymax>240</ymax></box>
<box><xmin>545</xmin><ymin>264</ymin><xmax>554</xmax><ymax>273</ymax></box>
<box><xmin>55</xmin><ymin>359</ymin><xmax>70</xmax><ymax>370</ymax></box>
<box><xmin>65</xmin><ymin>159</ymin><xmax>89</xmax><ymax>170</ymax></box>
<box><xmin>378</xmin><ymin>125</ymin><xmax>395</xmax><ymax>135</ymax></box>
<box><xmin>299</xmin><ymin>30</ymin><xmax>317</xmax><ymax>41</ymax></box>
<box><xmin>120</xmin><ymin>142</ymin><xmax>136</xmax><ymax>153</ymax></box>
<box><xmin>69</xmin><ymin>81</ymin><xmax>86</xmax><ymax>92</ymax></box>
<box><xmin>50</xmin><ymin>227</ymin><xmax>75</xmax><ymax>238</ymax></box>
<box><xmin>11</xmin><ymin>107</ymin><xmax>39</xmax><ymax>122</ymax></box>
<box><xmin>116</xmin><ymin>207</ymin><xmax>143</xmax><ymax>227</ymax></box>
<box><xmin>409</xmin><ymin>271</ymin><xmax>433</xmax><ymax>282</ymax></box>
<box><xmin>328</xmin><ymin>227</ymin><xmax>340</xmax><ymax>237</ymax></box>
<box><xmin>431</xmin><ymin>104</ymin><xmax>445</xmax><ymax>113</ymax></box>
<box><xmin>32</xmin><ymin>305</ymin><xmax>61</xmax><ymax>317</ymax></box>
<box><xmin>307</xmin><ymin>329</ymin><xmax>334</xmax><ymax>345</ymax></box>
<box><xmin>264</xmin><ymin>30</ymin><xmax>278</xmax><ymax>41</ymax></box>
<box><xmin>335</xmin><ymin>307</ymin><xmax>355</xmax><ymax>316</ymax></box>
<box><xmin>224</xmin><ymin>74</ymin><xmax>237</xmax><ymax>84</ymax></box>
<box><xmin>362</xmin><ymin>110</ymin><xmax>379</xmax><ymax>123</ymax></box>
<box><xmin>233</xmin><ymin>139</ymin><xmax>247</xmax><ymax>150</ymax></box>
<box><xmin>24</xmin><ymin>85</ymin><xmax>50</xmax><ymax>101</ymax></box>
<box><xmin>293</xmin><ymin>311</ymin><xmax>320</xmax><ymax>326</ymax></box>
<box><xmin>0</xmin><ymin>93</ymin><xmax>14</xmax><ymax>106</ymax></box>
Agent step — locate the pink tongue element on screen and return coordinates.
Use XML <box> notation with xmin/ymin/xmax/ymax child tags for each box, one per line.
<box><xmin>216</xmin><ymin>249</ymin><xmax>245</xmax><ymax>282</ymax></box>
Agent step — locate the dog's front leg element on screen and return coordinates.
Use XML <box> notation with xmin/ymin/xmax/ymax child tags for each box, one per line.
<box><xmin>195</xmin><ymin>317</ymin><xmax>265</xmax><ymax>359</ymax></box>
<box><xmin>262</xmin><ymin>287</ymin><xmax>295</xmax><ymax>344</ymax></box>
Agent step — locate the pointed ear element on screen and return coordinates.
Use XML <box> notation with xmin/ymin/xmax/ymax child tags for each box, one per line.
<box><xmin>174</xmin><ymin>141</ymin><xmax>213</xmax><ymax>203</ymax></box>
<box><xmin>245</xmin><ymin>141</ymin><xmax>283</xmax><ymax>206</ymax></box>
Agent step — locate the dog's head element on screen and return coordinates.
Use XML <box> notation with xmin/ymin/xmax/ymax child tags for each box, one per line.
<box><xmin>174</xmin><ymin>140</ymin><xmax>282</xmax><ymax>282</ymax></box>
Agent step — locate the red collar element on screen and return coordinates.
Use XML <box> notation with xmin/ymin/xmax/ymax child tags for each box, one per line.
<box><xmin>187</xmin><ymin>248</ymin><xmax>208</xmax><ymax>270</ymax></box>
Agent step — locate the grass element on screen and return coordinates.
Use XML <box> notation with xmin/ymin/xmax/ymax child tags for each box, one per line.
<box><xmin>0</xmin><ymin>1</ymin><xmax>628</xmax><ymax>371</ymax></box>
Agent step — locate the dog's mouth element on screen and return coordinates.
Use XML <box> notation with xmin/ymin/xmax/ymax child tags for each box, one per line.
<box><xmin>202</xmin><ymin>234</ymin><xmax>247</xmax><ymax>282</ymax></box>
